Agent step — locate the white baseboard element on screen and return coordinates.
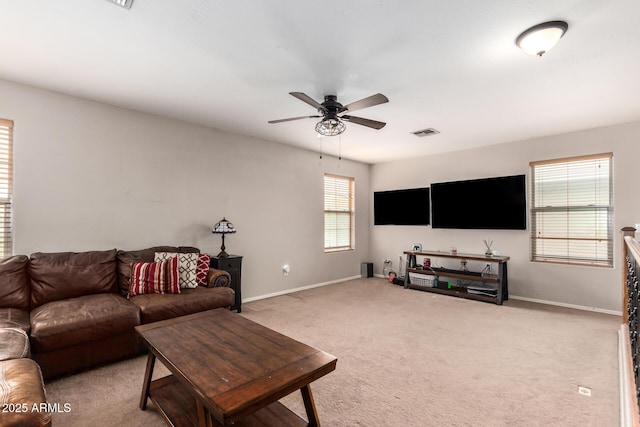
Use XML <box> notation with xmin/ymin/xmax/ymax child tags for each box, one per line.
<box><xmin>380</xmin><ymin>274</ymin><xmax>621</xmax><ymax>315</ymax></box>
<box><xmin>390</xmin><ymin>275</ymin><xmax>622</xmax><ymax>315</ymax></box>
<box><xmin>243</xmin><ymin>276</ymin><xmax>622</xmax><ymax>316</ymax></box>
<box><xmin>510</xmin><ymin>295</ymin><xmax>622</xmax><ymax>316</ymax></box>
<box><xmin>242</xmin><ymin>275</ymin><xmax>362</xmax><ymax>304</ymax></box>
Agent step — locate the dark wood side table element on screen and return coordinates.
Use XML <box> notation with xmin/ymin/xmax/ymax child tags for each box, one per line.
<box><xmin>211</xmin><ymin>255</ymin><xmax>243</xmax><ymax>312</ymax></box>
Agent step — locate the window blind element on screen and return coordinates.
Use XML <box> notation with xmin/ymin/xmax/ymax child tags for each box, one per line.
<box><xmin>324</xmin><ymin>174</ymin><xmax>354</xmax><ymax>252</ymax></box>
<box><xmin>530</xmin><ymin>153</ymin><xmax>613</xmax><ymax>267</ymax></box>
<box><xmin>0</xmin><ymin>119</ymin><xmax>13</xmax><ymax>258</ymax></box>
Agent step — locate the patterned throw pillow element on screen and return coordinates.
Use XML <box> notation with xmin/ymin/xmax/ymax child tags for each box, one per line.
<box><xmin>128</xmin><ymin>256</ymin><xmax>180</xmax><ymax>297</ymax></box>
<box><xmin>154</xmin><ymin>252</ymin><xmax>199</xmax><ymax>289</ymax></box>
<box><xmin>196</xmin><ymin>253</ymin><xmax>211</xmax><ymax>287</ymax></box>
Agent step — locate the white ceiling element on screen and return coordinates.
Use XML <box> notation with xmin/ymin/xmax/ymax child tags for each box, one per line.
<box><xmin>2</xmin><ymin>0</ymin><xmax>640</xmax><ymax>164</ymax></box>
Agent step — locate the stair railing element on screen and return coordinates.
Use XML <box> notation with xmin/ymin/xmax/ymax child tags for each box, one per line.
<box><xmin>621</xmin><ymin>226</ymin><xmax>640</xmax><ymax>426</ymax></box>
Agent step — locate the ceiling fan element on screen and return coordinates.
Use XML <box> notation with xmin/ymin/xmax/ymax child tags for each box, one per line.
<box><xmin>268</xmin><ymin>92</ymin><xmax>389</xmax><ymax>136</ymax></box>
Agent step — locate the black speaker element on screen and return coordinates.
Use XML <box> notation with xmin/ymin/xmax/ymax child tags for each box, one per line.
<box><xmin>361</xmin><ymin>262</ymin><xmax>373</xmax><ymax>278</ymax></box>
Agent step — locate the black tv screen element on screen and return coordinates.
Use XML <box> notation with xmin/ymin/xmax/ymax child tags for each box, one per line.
<box><xmin>374</xmin><ymin>188</ymin><xmax>430</xmax><ymax>225</ymax></box>
<box><xmin>430</xmin><ymin>175</ymin><xmax>526</xmax><ymax>230</ymax></box>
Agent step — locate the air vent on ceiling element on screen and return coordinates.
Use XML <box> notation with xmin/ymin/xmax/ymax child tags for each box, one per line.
<box><xmin>412</xmin><ymin>128</ymin><xmax>440</xmax><ymax>137</ymax></box>
<box><xmin>106</xmin><ymin>0</ymin><xmax>134</xmax><ymax>9</ymax></box>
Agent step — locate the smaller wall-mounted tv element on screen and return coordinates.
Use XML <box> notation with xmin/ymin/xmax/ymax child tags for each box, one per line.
<box><xmin>374</xmin><ymin>187</ymin><xmax>430</xmax><ymax>225</ymax></box>
<box><xmin>430</xmin><ymin>175</ymin><xmax>526</xmax><ymax>230</ymax></box>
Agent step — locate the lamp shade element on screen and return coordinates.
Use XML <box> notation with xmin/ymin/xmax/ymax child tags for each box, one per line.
<box><xmin>212</xmin><ymin>217</ymin><xmax>236</xmax><ymax>234</ymax></box>
<box><xmin>516</xmin><ymin>21</ymin><xmax>568</xmax><ymax>57</ymax></box>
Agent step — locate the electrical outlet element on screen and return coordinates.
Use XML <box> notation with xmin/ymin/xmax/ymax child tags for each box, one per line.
<box><xmin>578</xmin><ymin>386</ymin><xmax>591</xmax><ymax>396</ymax></box>
<box><xmin>485</xmin><ymin>263</ymin><xmax>491</xmax><ymax>272</ymax></box>
<box><xmin>282</xmin><ymin>265</ymin><xmax>290</xmax><ymax>276</ymax></box>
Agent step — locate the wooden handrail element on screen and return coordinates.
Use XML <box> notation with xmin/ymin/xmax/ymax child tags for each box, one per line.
<box><xmin>621</xmin><ymin>227</ymin><xmax>640</xmax><ymax>427</ymax></box>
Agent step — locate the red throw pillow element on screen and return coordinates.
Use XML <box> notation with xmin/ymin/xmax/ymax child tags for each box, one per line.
<box><xmin>196</xmin><ymin>253</ymin><xmax>211</xmax><ymax>286</ymax></box>
<box><xmin>128</xmin><ymin>256</ymin><xmax>180</xmax><ymax>297</ymax></box>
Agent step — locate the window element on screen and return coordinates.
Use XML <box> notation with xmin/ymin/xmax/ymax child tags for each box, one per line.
<box><xmin>0</xmin><ymin>119</ymin><xmax>13</xmax><ymax>258</ymax></box>
<box><xmin>530</xmin><ymin>153</ymin><xmax>613</xmax><ymax>267</ymax></box>
<box><xmin>324</xmin><ymin>174</ymin><xmax>354</xmax><ymax>252</ymax></box>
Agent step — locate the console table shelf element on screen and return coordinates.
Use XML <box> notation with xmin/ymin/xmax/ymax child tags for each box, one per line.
<box><xmin>409</xmin><ymin>267</ymin><xmax>500</xmax><ymax>282</ymax></box>
<box><xmin>405</xmin><ymin>282</ymin><xmax>498</xmax><ymax>304</ymax></box>
<box><xmin>403</xmin><ymin>250</ymin><xmax>509</xmax><ymax>305</ymax></box>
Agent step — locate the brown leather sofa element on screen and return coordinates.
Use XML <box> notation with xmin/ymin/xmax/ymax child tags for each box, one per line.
<box><xmin>0</xmin><ymin>246</ymin><xmax>235</xmax><ymax>382</ymax></box>
<box><xmin>0</xmin><ymin>327</ymin><xmax>51</xmax><ymax>427</ymax></box>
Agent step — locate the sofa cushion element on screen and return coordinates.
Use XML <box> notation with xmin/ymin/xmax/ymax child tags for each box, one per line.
<box><xmin>129</xmin><ymin>286</ymin><xmax>235</xmax><ymax>324</ymax></box>
<box><xmin>0</xmin><ymin>328</ymin><xmax>30</xmax><ymax>361</ymax></box>
<box><xmin>155</xmin><ymin>252</ymin><xmax>199</xmax><ymax>288</ymax></box>
<box><xmin>129</xmin><ymin>257</ymin><xmax>180</xmax><ymax>297</ymax></box>
<box><xmin>117</xmin><ymin>246</ymin><xmax>199</xmax><ymax>296</ymax></box>
<box><xmin>0</xmin><ymin>307</ymin><xmax>31</xmax><ymax>333</ymax></box>
<box><xmin>0</xmin><ymin>254</ymin><xmax>30</xmax><ymax>310</ymax></box>
<box><xmin>196</xmin><ymin>253</ymin><xmax>211</xmax><ymax>286</ymax></box>
<box><xmin>29</xmin><ymin>250</ymin><xmax>118</xmax><ymax>308</ymax></box>
<box><xmin>0</xmin><ymin>358</ymin><xmax>51</xmax><ymax>427</ymax></box>
<box><xmin>29</xmin><ymin>293</ymin><xmax>140</xmax><ymax>353</ymax></box>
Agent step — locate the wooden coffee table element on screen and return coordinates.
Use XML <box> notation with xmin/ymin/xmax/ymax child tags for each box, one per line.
<box><xmin>135</xmin><ymin>308</ymin><xmax>337</xmax><ymax>427</ymax></box>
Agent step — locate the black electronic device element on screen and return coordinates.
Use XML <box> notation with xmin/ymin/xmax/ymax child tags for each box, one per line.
<box><xmin>373</xmin><ymin>187</ymin><xmax>430</xmax><ymax>225</ymax></box>
<box><xmin>430</xmin><ymin>174</ymin><xmax>526</xmax><ymax>230</ymax></box>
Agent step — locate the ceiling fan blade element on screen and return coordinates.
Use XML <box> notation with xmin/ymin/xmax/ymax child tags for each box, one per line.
<box><xmin>289</xmin><ymin>92</ymin><xmax>327</xmax><ymax>112</ymax></box>
<box><xmin>343</xmin><ymin>93</ymin><xmax>389</xmax><ymax>113</ymax></box>
<box><xmin>341</xmin><ymin>115</ymin><xmax>386</xmax><ymax>130</ymax></box>
<box><xmin>268</xmin><ymin>115</ymin><xmax>321</xmax><ymax>124</ymax></box>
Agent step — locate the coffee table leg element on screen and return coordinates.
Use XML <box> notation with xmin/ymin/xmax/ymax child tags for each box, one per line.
<box><xmin>196</xmin><ymin>400</ymin><xmax>213</xmax><ymax>427</ymax></box>
<box><xmin>301</xmin><ymin>384</ymin><xmax>320</xmax><ymax>427</ymax></box>
<box><xmin>139</xmin><ymin>352</ymin><xmax>156</xmax><ymax>410</ymax></box>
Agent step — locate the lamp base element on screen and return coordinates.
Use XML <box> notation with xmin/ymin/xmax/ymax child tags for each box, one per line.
<box><xmin>217</xmin><ymin>234</ymin><xmax>229</xmax><ymax>257</ymax></box>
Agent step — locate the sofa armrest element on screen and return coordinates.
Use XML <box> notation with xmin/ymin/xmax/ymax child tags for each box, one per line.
<box><xmin>206</xmin><ymin>268</ymin><xmax>231</xmax><ymax>288</ymax></box>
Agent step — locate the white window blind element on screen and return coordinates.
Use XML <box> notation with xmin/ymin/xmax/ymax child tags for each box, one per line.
<box><xmin>0</xmin><ymin>119</ymin><xmax>13</xmax><ymax>258</ymax></box>
<box><xmin>324</xmin><ymin>174</ymin><xmax>354</xmax><ymax>252</ymax></box>
<box><xmin>530</xmin><ymin>153</ymin><xmax>613</xmax><ymax>267</ymax></box>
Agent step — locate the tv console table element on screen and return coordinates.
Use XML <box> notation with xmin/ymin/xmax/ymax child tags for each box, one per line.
<box><xmin>402</xmin><ymin>250</ymin><xmax>509</xmax><ymax>305</ymax></box>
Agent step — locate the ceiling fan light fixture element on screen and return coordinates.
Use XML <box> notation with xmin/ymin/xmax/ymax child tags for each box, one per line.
<box><xmin>516</xmin><ymin>20</ymin><xmax>568</xmax><ymax>57</ymax></box>
<box><xmin>315</xmin><ymin>118</ymin><xmax>346</xmax><ymax>136</ymax></box>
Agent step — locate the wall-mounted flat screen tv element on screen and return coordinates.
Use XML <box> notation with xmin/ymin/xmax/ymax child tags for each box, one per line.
<box><xmin>431</xmin><ymin>175</ymin><xmax>526</xmax><ymax>230</ymax></box>
<box><xmin>374</xmin><ymin>187</ymin><xmax>430</xmax><ymax>225</ymax></box>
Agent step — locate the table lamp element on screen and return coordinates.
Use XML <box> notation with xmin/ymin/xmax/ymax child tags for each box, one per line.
<box><xmin>212</xmin><ymin>217</ymin><xmax>236</xmax><ymax>257</ymax></box>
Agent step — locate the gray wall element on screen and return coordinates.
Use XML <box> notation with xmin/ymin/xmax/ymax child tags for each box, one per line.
<box><xmin>3</xmin><ymin>76</ymin><xmax>638</xmax><ymax>312</ymax></box>
<box><xmin>371</xmin><ymin>121</ymin><xmax>640</xmax><ymax>313</ymax></box>
<box><xmin>0</xmin><ymin>79</ymin><xmax>371</xmax><ymax>301</ymax></box>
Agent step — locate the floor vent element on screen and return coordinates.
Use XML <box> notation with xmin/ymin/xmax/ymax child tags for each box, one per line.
<box><xmin>412</xmin><ymin>128</ymin><xmax>440</xmax><ymax>137</ymax></box>
<box><xmin>106</xmin><ymin>0</ymin><xmax>134</xmax><ymax>9</ymax></box>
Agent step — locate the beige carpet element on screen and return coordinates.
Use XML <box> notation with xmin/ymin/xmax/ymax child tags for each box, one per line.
<box><xmin>45</xmin><ymin>278</ymin><xmax>620</xmax><ymax>426</ymax></box>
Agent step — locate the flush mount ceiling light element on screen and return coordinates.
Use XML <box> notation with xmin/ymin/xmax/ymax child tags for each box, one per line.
<box><xmin>516</xmin><ymin>21</ymin><xmax>568</xmax><ymax>57</ymax></box>
<box><xmin>106</xmin><ymin>0</ymin><xmax>134</xmax><ymax>9</ymax></box>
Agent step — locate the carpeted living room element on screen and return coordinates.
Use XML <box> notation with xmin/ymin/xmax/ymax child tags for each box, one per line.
<box><xmin>45</xmin><ymin>278</ymin><xmax>620</xmax><ymax>426</ymax></box>
<box><xmin>1</xmin><ymin>1</ymin><xmax>639</xmax><ymax>426</ymax></box>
